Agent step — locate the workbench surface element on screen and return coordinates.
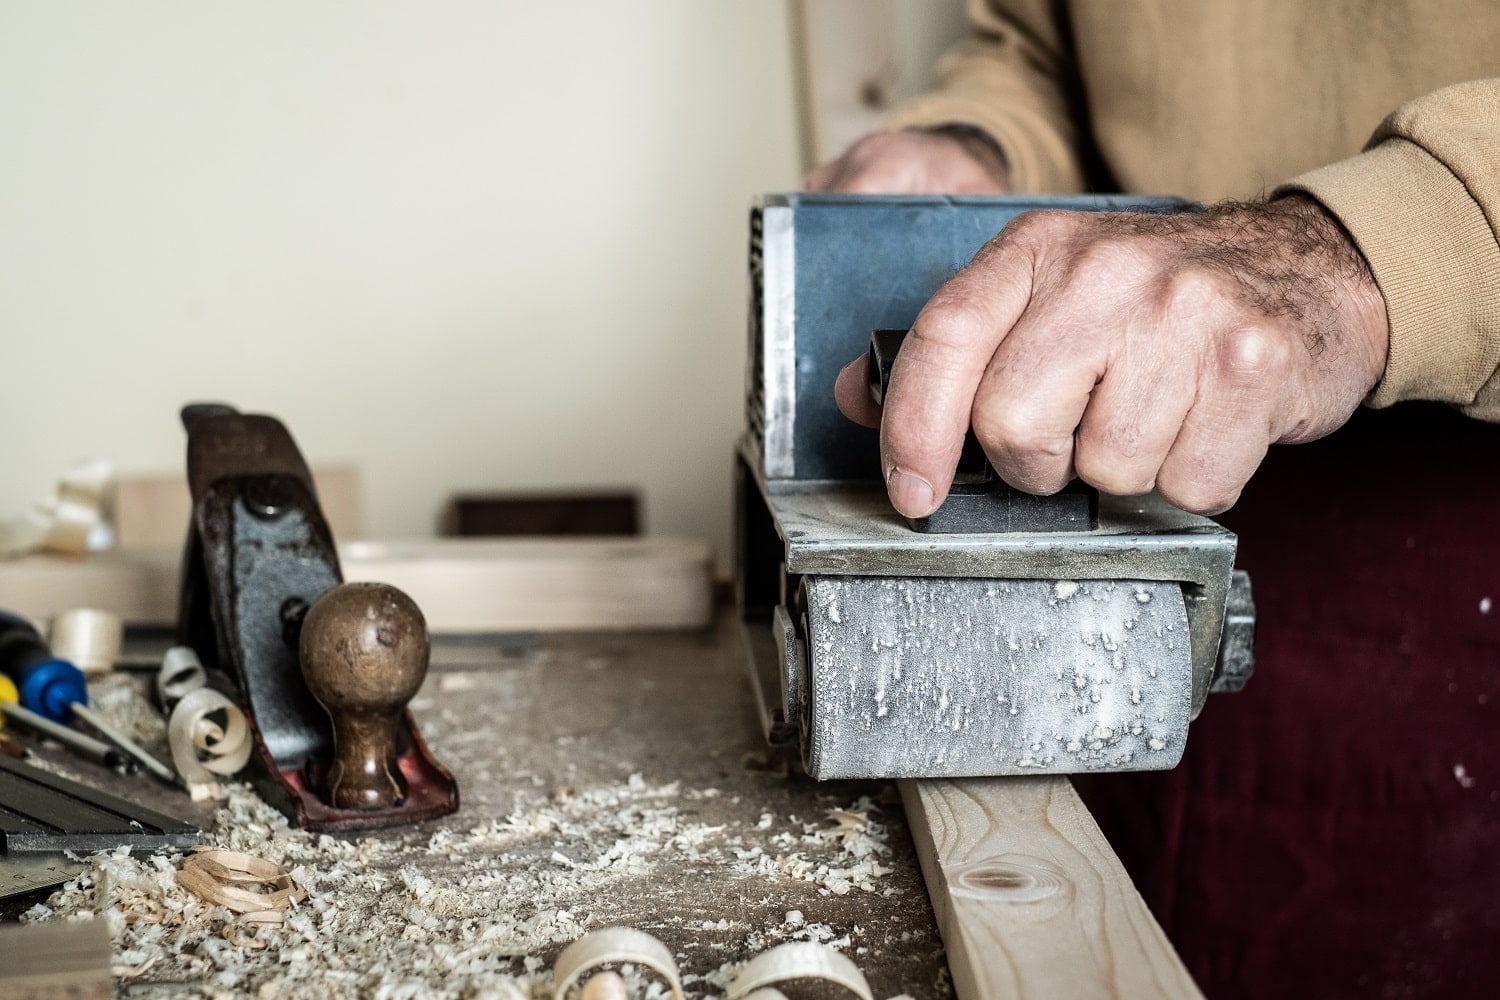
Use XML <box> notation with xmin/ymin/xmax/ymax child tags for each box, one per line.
<box><xmin>10</xmin><ymin>613</ymin><xmax>952</xmax><ymax>998</ymax></box>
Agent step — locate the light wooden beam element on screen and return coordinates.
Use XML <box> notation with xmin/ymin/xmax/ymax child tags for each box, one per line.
<box><xmin>0</xmin><ymin>920</ymin><xmax>113</xmax><ymax>1000</ymax></box>
<box><xmin>0</xmin><ymin>537</ymin><xmax>712</xmax><ymax>633</ymax></box>
<box><xmin>113</xmin><ymin>464</ymin><xmax>363</xmax><ymax>547</ymax></box>
<box><xmin>901</xmin><ymin>776</ymin><xmax>1202</xmax><ymax>1000</ymax></box>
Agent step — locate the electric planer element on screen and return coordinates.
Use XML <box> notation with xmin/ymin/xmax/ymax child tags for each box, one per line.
<box><xmin>735</xmin><ymin>193</ymin><xmax>1255</xmax><ymax>781</ymax></box>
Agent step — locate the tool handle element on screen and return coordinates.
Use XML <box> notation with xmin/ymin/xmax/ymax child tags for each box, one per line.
<box><xmin>0</xmin><ymin>612</ymin><xmax>89</xmax><ymax>722</ymax></box>
<box><xmin>862</xmin><ymin>330</ymin><xmax>1098</xmax><ymax>533</ymax></box>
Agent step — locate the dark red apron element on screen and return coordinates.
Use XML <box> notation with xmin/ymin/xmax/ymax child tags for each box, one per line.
<box><xmin>1079</xmin><ymin>402</ymin><xmax>1500</xmax><ymax>999</ymax></box>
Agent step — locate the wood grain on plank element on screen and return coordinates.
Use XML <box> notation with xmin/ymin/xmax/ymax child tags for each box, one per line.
<box><xmin>0</xmin><ymin>919</ymin><xmax>113</xmax><ymax>999</ymax></box>
<box><xmin>0</xmin><ymin>537</ymin><xmax>712</xmax><ymax>632</ymax></box>
<box><xmin>900</xmin><ymin>776</ymin><xmax>1202</xmax><ymax>1000</ymax></box>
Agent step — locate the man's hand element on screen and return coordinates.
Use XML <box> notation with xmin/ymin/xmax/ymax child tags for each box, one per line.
<box><xmin>834</xmin><ymin>197</ymin><xmax>1389</xmax><ymax>516</ymax></box>
<box><xmin>806</xmin><ymin>128</ymin><xmax>1010</xmax><ymax>194</ymax></box>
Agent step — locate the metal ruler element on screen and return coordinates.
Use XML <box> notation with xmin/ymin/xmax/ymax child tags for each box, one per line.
<box><xmin>0</xmin><ymin>853</ymin><xmax>86</xmax><ymax>903</ymax></box>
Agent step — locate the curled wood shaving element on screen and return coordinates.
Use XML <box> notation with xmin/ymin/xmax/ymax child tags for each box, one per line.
<box><xmin>223</xmin><ymin>921</ymin><xmax>271</xmax><ymax>950</ymax></box>
<box><xmin>176</xmin><ymin>849</ymin><xmax>306</xmax><ymax>921</ymax></box>
<box><xmin>112</xmin><ymin>953</ymin><xmax>160</xmax><ymax>979</ymax></box>
<box><xmin>157</xmin><ymin>646</ymin><xmax>209</xmax><ymax>707</ymax></box>
<box><xmin>727</xmin><ymin>942</ymin><xmax>874</xmax><ymax>1000</ymax></box>
<box><xmin>553</xmin><ymin>927</ymin><xmax>685</xmax><ymax>1000</ymax></box>
<box><xmin>168</xmin><ymin>687</ymin><xmax>252</xmax><ymax>799</ymax></box>
<box><xmin>238</xmin><ymin>909</ymin><xmax>287</xmax><ymax>925</ymax></box>
<box><xmin>26</xmin><ymin>778</ymin><xmax>904</xmax><ymax>996</ymax></box>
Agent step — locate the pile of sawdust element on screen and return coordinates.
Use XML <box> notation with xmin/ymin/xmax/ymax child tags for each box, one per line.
<box><xmin>24</xmin><ymin>774</ymin><xmax>897</xmax><ymax>998</ymax></box>
<box><xmin>729</xmin><ymin>803</ymin><xmax>893</xmax><ymax>897</ymax></box>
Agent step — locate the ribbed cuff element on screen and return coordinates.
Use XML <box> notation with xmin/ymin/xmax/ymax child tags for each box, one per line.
<box><xmin>1277</xmin><ymin>138</ymin><xmax>1500</xmax><ymax>412</ymax></box>
<box><xmin>883</xmin><ymin>96</ymin><xmax>1086</xmax><ymax>194</ymax></box>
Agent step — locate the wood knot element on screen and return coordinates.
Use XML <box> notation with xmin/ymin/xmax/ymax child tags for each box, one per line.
<box><xmin>950</xmin><ymin>854</ymin><xmax>1073</xmax><ymax>905</ymax></box>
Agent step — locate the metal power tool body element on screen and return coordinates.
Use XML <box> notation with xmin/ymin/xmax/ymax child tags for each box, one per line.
<box><xmin>735</xmin><ymin>193</ymin><xmax>1255</xmax><ymax>781</ymax></box>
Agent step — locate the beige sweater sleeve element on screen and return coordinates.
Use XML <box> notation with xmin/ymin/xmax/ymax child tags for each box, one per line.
<box><xmin>1278</xmin><ymin>80</ymin><xmax>1500</xmax><ymax>418</ymax></box>
<box><xmin>882</xmin><ymin>0</ymin><xmax>1087</xmax><ymax>193</ymax></box>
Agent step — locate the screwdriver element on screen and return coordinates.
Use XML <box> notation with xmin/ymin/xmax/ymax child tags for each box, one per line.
<box><xmin>0</xmin><ymin>611</ymin><xmax>171</xmax><ymax>781</ymax></box>
<box><xmin>0</xmin><ymin>672</ymin><xmax>135</xmax><ymax>772</ymax></box>
<box><xmin>0</xmin><ymin>611</ymin><xmax>88</xmax><ymax>722</ymax></box>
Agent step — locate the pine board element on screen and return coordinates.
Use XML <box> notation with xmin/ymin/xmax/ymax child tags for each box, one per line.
<box><xmin>900</xmin><ymin>776</ymin><xmax>1202</xmax><ymax>1000</ymax></box>
<box><xmin>0</xmin><ymin>537</ymin><xmax>712</xmax><ymax>632</ymax></box>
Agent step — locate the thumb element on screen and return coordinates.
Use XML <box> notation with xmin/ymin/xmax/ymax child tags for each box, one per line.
<box><xmin>880</xmin><ymin>224</ymin><xmax>1040</xmax><ymax>516</ymax></box>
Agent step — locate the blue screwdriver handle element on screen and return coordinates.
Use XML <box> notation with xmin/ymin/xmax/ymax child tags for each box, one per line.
<box><xmin>0</xmin><ymin>611</ymin><xmax>89</xmax><ymax>722</ymax></box>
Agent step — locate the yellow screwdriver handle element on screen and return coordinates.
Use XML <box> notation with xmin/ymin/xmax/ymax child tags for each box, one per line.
<box><xmin>0</xmin><ymin>674</ymin><xmax>18</xmax><ymax>728</ymax></box>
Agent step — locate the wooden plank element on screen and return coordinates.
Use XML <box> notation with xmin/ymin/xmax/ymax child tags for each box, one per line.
<box><xmin>113</xmin><ymin>464</ymin><xmax>362</xmax><ymax>547</ymax></box>
<box><xmin>0</xmin><ymin>537</ymin><xmax>712</xmax><ymax>633</ymax></box>
<box><xmin>0</xmin><ymin>920</ymin><xmax>113</xmax><ymax>999</ymax></box>
<box><xmin>900</xmin><ymin>776</ymin><xmax>1202</xmax><ymax>1000</ymax></box>
<box><xmin>340</xmin><ymin>537</ymin><xmax>712</xmax><ymax>632</ymax></box>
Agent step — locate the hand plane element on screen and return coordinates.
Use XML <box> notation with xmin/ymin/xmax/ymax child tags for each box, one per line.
<box><xmin>177</xmin><ymin>404</ymin><xmax>458</xmax><ymax>830</ymax></box>
<box><xmin>735</xmin><ymin>193</ymin><xmax>1254</xmax><ymax>780</ymax></box>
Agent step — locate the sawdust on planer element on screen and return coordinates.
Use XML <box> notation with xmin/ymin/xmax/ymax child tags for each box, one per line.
<box><xmin>24</xmin><ymin>774</ymin><xmax>905</xmax><ymax>998</ymax></box>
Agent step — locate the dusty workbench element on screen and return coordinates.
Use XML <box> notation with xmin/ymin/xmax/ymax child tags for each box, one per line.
<box><xmin>10</xmin><ymin>611</ymin><xmax>952</xmax><ymax>999</ymax></box>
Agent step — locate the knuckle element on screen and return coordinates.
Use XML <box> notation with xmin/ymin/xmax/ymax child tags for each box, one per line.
<box><xmin>1075</xmin><ymin>453</ymin><xmax>1156</xmax><ymax>497</ymax></box>
<box><xmin>972</xmin><ymin>407</ymin><xmax>1068</xmax><ymax>462</ymax></box>
<box><xmin>1159</xmin><ymin>474</ymin><xmax>1238</xmax><ymax>515</ymax></box>
<box><xmin>1163</xmin><ymin>267</ymin><xmax>1232</xmax><ymax>314</ymax></box>
<box><xmin>1219</xmin><ymin>326</ymin><xmax>1293</xmax><ymax>379</ymax></box>
<box><xmin>913</xmin><ymin>296</ymin><xmax>993</xmax><ymax>348</ymax></box>
<box><xmin>1007</xmin><ymin>209</ymin><xmax>1073</xmax><ymax>240</ymax></box>
<box><xmin>988</xmin><ymin>210</ymin><xmax>1081</xmax><ymax>259</ymax></box>
<box><xmin>849</xmin><ymin>132</ymin><xmax>894</xmax><ymax>159</ymax></box>
<box><xmin>1069</xmin><ymin>238</ymin><xmax>1143</xmax><ymax>283</ymax></box>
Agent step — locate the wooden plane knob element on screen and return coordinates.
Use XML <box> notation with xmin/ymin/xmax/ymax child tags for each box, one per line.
<box><xmin>299</xmin><ymin>582</ymin><xmax>429</xmax><ymax>810</ymax></box>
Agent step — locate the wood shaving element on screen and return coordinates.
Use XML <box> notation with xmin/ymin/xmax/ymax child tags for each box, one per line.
<box><xmin>113</xmin><ymin>953</ymin><xmax>160</xmax><ymax>978</ymax></box>
<box><xmin>168</xmin><ymin>685</ymin><xmax>252</xmax><ymax>800</ymax></box>
<box><xmin>222</xmin><ymin>922</ymin><xmax>270</xmax><ymax>950</ymax></box>
<box><xmin>727</xmin><ymin>942</ymin><xmax>873</xmax><ymax>1000</ymax></box>
<box><xmin>729</xmin><ymin>799</ymin><xmax>894</xmax><ymax>896</ymax></box>
<box><xmin>22</xmin><ymin>774</ymin><xmax>903</xmax><ymax>998</ymax></box>
<box><xmin>176</xmin><ymin>850</ymin><xmax>307</xmax><ymax>917</ymax></box>
<box><xmin>553</xmin><ymin>927</ymin><xmax>683</xmax><ymax>1000</ymax></box>
<box><xmin>580</xmin><ymin>970</ymin><xmax>629</xmax><ymax>1000</ymax></box>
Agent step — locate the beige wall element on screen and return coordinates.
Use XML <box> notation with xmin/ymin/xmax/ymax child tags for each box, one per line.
<box><xmin>0</xmin><ymin>2</ymin><xmax>802</xmax><ymax>561</ymax></box>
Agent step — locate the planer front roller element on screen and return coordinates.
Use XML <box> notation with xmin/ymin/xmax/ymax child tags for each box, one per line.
<box><xmin>738</xmin><ymin>457</ymin><xmax>1253</xmax><ymax>781</ymax></box>
<box><xmin>795</xmin><ymin>576</ymin><xmax>1190</xmax><ymax>780</ymax></box>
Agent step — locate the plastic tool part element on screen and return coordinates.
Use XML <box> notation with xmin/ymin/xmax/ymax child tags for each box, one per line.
<box><xmin>0</xmin><ymin>611</ymin><xmax>88</xmax><ymax>723</ymax></box>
